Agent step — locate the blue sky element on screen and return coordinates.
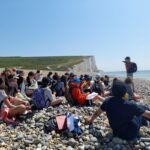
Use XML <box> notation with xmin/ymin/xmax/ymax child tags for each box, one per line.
<box><xmin>0</xmin><ymin>0</ymin><xmax>150</xmax><ymax>71</ymax></box>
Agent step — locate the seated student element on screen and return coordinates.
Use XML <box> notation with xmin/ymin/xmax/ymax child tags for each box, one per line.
<box><xmin>70</xmin><ymin>78</ymin><xmax>104</xmax><ymax>106</ymax></box>
<box><xmin>54</xmin><ymin>76</ymin><xmax>65</xmax><ymax>97</ymax></box>
<box><xmin>0</xmin><ymin>78</ymin><xmax>31</xmax><ymax>120</ymax></box>
<box><xmin>7</xmin><ymin>75</ymin><xmax>19</xmax><ymax>97</ymax></box>
<box><xmin>11</xmin><ymin>68</ymin><xmax>17</xmax><ymax>76</ymax></box>
<box><xmin>35</xmin><ymin>70</ymin><xmax>43</xmax><ymax>85</ymax></box>
<box><xmin>53</xmin><ymin>72</ymin><xmax>59</xmax><ymax>81</ymax></box>
<box><xmin>104</xmin><ymin>75</ymin><xmax>109</xmax><ymax>86</ymax></box>
<box><xmin>104</xmin><ymin>75</ymin><xmax>111</xmax><ymax>89</ymax></box>
<box><xmin>41</xmin><ymin>77</ymin><xmax>63</xmax><ymax>107</ymax></box>
<box><xmin>61</xmin><ymin>75</ymin><xmax>68</xmax><ymax>89</ymax></box>
<box><xmin>64</xmin><ymin>72</ymin><xmax>70</xmax><ymax>81</ymax></box>
<box><xmin>47</xmin><ymin>72</ymin><xmax>53</xmax><ymax>83</ymax></box>
<box><xmin>1</xmin><ymin>68</ymin><xmax>12</xmax><ymax>87</ymax></box>
<box><xmin>100</xmin><ymin>77</ymin><xmax>106</xmax><ymax>90</ymax></box>
<box><xmin>17</xmin><ymin>70</ymin><xmax>31</xmax><ymax>100</ymax></box>
<box><xmin>17</xmin><ymin>70</ymin><xmax>25</xmax><ymax>91</ymax></box>
<box><xmin>92</xmin><ymin>75</ymin><xmax>104</xmax><ymax>96</ymax></box>
<box><xmin>124</xmin><ymin>77</ymin><xmax>141</xmax><ymax>101</ymax></box>
<box><xmin>85</xmin><ymin>80</ymin><xmax>150</xmax><ymax>141</ymax></box>
<box><xmin>81</xmin><ymin>75</ymin><xmax>92</xmax><ymax>93</ymax></box>
<box><xmin>25</xmin><ymin>71</ymin><xmax>38</xmax><ymax>97</ymax></box>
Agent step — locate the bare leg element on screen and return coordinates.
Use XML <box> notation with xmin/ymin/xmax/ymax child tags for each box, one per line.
<box><xmin>8</xmin><ymin>105</ymin><xmax>26</xmax><ymax>118</ymax></box>
<box><xmin>50</xmin><ymin>99</ymin><xmax>63</xmax><ymax>106</ymax></box>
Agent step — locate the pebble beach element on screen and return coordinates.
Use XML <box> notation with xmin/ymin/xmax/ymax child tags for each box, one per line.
<box><xmin>0</xmin><ymin>78</ymin><xmax>150</xmax><ymax>150</ymax></box>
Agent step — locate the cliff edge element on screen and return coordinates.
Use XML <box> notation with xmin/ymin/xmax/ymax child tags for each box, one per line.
<box><xmin>69</xmin><ymin>56</ymin><xmax>98</xmax><ymax>74</ymax></box>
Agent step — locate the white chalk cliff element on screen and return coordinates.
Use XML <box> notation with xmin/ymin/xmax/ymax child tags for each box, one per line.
<box><xmin>69</xmin><ymin>56</ymin><xmax>98</xmax><ymax>74</ymax></box>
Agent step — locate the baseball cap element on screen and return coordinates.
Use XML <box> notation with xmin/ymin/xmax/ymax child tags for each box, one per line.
<box><xmin>72</xmin><ymin>78</ymin><xmax>81</xmax><ymax>83</ymax></box>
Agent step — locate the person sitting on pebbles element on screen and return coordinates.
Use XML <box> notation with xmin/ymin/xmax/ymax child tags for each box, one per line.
<box><xmin>31</xmin><ymin>77</ymin><xmax>64</xmax><ymax>110</ymax></box>
<box><xmin>0</xmin><ymin>78</ymin><xmax>31</xmax><ymax>122</ymax></box>
<box><xmin>124</xmin><ymin>77</ymin><xmax>141</xmax><ymax>101</ymax></box>
<box><xmin>70</xmin><ymin>77</ymin><xmax>105</xmax><ymax>106</ymax></box>
<box><xmin>25</xmin><ymin>71</ymin><xmax>38</xmax><ymax>97</ymax></box>
<box><xmin>85</xmin><ymin>80</ymin><xmax>150</xmax><ymax>141</ymax></box>
<box><xmin>35</xmin><ymin>77</ymin><xmax>63</xmax><ymax>108</ymax></box>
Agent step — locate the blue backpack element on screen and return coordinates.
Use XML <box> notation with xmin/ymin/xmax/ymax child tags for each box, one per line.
<box><xmin>32</xmin><ymin>88</ymin><xmax>47</xmax><ymax>110</ymax></box>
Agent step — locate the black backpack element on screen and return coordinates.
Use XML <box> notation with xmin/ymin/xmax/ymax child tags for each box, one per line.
<box><xmin>44</xmin><ymin>118</ymin><xmax>58</xmax><ymax>133</ymax></box>
<box><xmin>129</xmin><ymin>62</ymin><xmax>137</xmax><ymax>73</ymax></box>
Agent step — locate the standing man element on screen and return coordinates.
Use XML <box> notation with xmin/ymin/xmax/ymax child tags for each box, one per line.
<box><xmin>123</xmin><ymin>56</ymin><xmax>137</xmax><ymax>80</ymax></box>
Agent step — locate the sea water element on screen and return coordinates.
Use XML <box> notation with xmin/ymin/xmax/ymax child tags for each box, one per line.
<box><xmin>104</xmin><ymin>70</ymin><xmax>150</xmax><ymax>80</ymax></box>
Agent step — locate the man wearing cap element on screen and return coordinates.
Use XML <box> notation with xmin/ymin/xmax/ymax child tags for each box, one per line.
<box><xmin>85</xmin><ymin>80</ymin><xmax>150</xmax><ymax>140</ymax></box>
<box><xmin>123</xmin><ymin>57</ymin><xmax>134</xmax><ymax>80</ymax></box>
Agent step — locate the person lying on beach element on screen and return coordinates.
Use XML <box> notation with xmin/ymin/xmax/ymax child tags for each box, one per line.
<box><xmin>85</xmin><ymin>80</ymin><xmax>150</xmax><ymax>141</ymax></box>
<box><xmin>0</xmin><ymin>78</ymin><xmax>31</xmax><ymax>121</ymax></box>
<box><xmin>70</xmin><ymin>77</ymin><xmax>105</xmax><ymax>106</ymax></box>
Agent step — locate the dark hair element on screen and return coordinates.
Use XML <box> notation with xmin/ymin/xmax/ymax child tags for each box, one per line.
<box><xmin>47</xmin><ymin>72</ymin><xmax>53</xmax><ymax>77</ymax></box>
<box><xmin>100</xmin><ymin>77</ymin><xmax>105</xmax><ymax>82</ymax></box>
<box><xmin>12</xmin><ymin>68</ymin><xmax>16</xmax><ymax>72</ymax></box>
<box><xmin>125</xmin><ymin>77</ymin><xmax>133</xmax><ymax>84</ymax></box>
<box><xmin>26</xmin><ymin>71</ymin><xmax>35</xmax><ymax>86</ymax></box>
<box><xmin>36</xmin><ymin>70</ymin><xmax>41</xmax><ymax>74</ymax></box>
<box><xmin>105</xmin><ymin>75</ymin><xmax>109</xmax><ymax>79</ymax></box>
<box><xmin>125</xmin><ymin>56</ymin><xmax>130</xmax><ymax>60</ymax></box>
<box><xmin>65</xmin><ymin>72</ymin><xmax>69</xmax><ymax>76</ymax></box>
<box><xmin>19</xmin><ymin>70</ymin><xmax>24</xmax><ymax>75</ymax></box>
<box><xmin>41</xmin><ymin>77</ymin><xmax>51</xmax><ymax>88</ymax></box>
<box><xmin>112</xmin><ymin>80</ymin><xmax>127</xmax><ymax>98</ymax></box>
<box><xmin>28</xmin><ymin>71</ymin><xmax>35</xmax><ymax>77</ymax></box>
<box><xmin>7</xmin><ymin>74</ymin><xmax>14</xmax><ymax>80</ymax></box>
<box><xmin>112</xmin><ymin>78</ymin><xmax>118</xmax><ymax>85</ymax></box>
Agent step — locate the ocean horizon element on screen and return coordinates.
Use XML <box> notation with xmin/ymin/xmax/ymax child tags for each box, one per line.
<box><xmin>104</xmin><ymin>70</ymin><xmax>150</xmax><ymax>80</ymax></box>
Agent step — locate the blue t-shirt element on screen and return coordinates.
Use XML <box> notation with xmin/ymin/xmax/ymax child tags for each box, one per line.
<box><xmin>101</xmin><ymin>97</ymin><xmax>145</xmax><ymax>140</ymax></box>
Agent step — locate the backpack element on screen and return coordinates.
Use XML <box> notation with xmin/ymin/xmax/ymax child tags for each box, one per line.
<box><xmin>44</xmin><ymin>118</ymin><xmax>58</xmax><ymax>133</ymax></box>
<box><xmin>44</xmin><ymin>115</ymin><xmax>67</xmax><ymax>133</ymax></box>
<box><xmin>32</xmin><ymin>88</ymin><xmax>47</xmax><ymax>110</ymax></box>
<box><xmin>129</xmin><ymin>62</ymin><xmax>137</xmax><ymax>73</ymax></box>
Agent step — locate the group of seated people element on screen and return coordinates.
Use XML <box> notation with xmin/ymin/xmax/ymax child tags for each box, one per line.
<box><xmin>0</xmin><ymin>67</ymin><xmax>150</xmax><ymax>141</ymax></box>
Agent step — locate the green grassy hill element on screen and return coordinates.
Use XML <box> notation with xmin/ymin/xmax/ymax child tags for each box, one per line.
<box><xmin>0</xmin><ymin>56</ymin><xmax>89</xmax><ymax>71</ymax></box>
